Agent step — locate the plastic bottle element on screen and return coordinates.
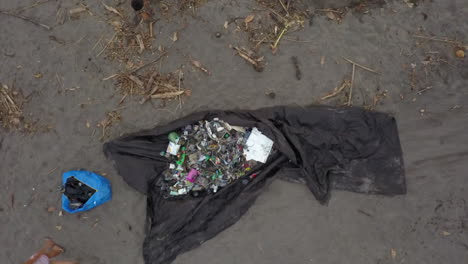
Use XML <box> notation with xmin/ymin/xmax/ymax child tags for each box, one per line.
<box><xmin>186</xmin><ymin>169</ymin><xmax>199</xmax><ymax>183</ymax></box>
<box><xmin>176</xmin><ymin>147</ymin><xmax>186</xmax><ymax>166</ymax></box>
<box><xmin>168</xmin><ymin>132</ymin><xmax>180</xmax><ymax>143</ymax></box>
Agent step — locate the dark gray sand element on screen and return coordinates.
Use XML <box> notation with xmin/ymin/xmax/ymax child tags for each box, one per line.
<box><xmin>1</xmin><ymin>0</ymin><xmax>467</xmax><ymax>263</ymax></box>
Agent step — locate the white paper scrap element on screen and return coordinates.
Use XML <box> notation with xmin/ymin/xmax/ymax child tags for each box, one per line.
<box><xmin>243</xmin><ymin>127</ymin><xmax>274</xmax><ymax>163</ymax></box>
<box><xmin>167</xmin><ymin>142</ymin><xmax>181</xmax><ymax>156</ymax></box>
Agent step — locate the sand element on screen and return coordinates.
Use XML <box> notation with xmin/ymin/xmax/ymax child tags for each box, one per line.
<box><xmin>1</xmin><ymin>0</ymin><xmax>467</xmax><ymax>263</ymax></box>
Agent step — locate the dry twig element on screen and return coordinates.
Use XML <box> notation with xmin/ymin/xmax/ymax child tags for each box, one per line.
<box><xmin>0</xmin><ymin>83</ymin><xmax>39</xmax><ymax>132</ymax></box>
<box><xmin>151</xmin><ymin>90</ymin><xmax>185</xmax><ymax>99</ymax></box>
<box><xmin>102</xmin><ymin>2</ymin><xmax>123</xmax><ymax>17</ymax></box>
<box><xmin>315</xmin><ymin>8</ymin><xmax>343</xmax><ymax>13</ymax></box>
<box><xmin>69</xmin><ymin>6</ymin><xmax>87</xmax><ymax>16</ymax></box>
<box><xmin>98</xmin><ymin>110</ymin><xmax>121</xmax><ymax>141</ymax></box>
<box><xmin>102</xmin><ymin>74</ymin><xmax>119</xmax><ymax>81</ymax></box>
<box><xmin>128</xmin><ymin>75</ymin><xmax>144</xmax><ymax>88</ymax></box>
<box><xmin>177</xmin><ymin>69</ymin><xmax>183</xmax><ymax>110</ymax></box>
<box><xmin>342</xmin><ymin>57</ymin><xmax>379</xmax><ymax>74</ymax></box>
<box><xmin>278</xmin><ymin>0</ymin><xmax>289</xmax><ymax>14</ymax></box>
<box><xmin>136</xmin><ymin>34</ymin><xmax>145</xmax><ymax>54</ymax></box>
<box><xmin>131</xmin><ymin>52</ymin><xmax>168</xmax><ymax>73</ymax></box>
<box><xmin>96</xmin><ymin>32</ymin><xmax>118</xmax><ymax>57</ymax></box>
<box><xmin>348</xmin><ymin>64</ymin><xmax>356</xmax><ymax>106</ymax></box>
<box><xmin>233</xmin><ymin>46</ymin><xmax>265</xmax><ymax>72</ymax></box>
<box><xmin>417</xmin><ymin>86</ymin><xmax>432</xmax><ymax>95</ymax></box>
<box><xmin>191</xmin><ymin>60</ymin><xmax>211</xmax><ymax>75</ymax></box>
<box><xmin>321</xmin><ymin>80</ymin><xmax>351</xmax><ymax>100</ymax></box>
<box><xmin>146</xmin><ymin>71</ymin><xmax>158</xmax><ymax>90</ymax></box>
<box><xmin>413</xmin><ymin>35</ymin><xmax>467</xmax><ymax>48</ymax></box>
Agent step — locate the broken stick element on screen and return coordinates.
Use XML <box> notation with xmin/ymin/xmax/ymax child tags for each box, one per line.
<box><xmin>177</xmin><ymin>69</ymin><xmax>183</xmax><ymax>110</ymax></box>
<box><xmin>96</xmin><ymin>32</ymin><xmax>118</xmax><ymax>57</ymax></box>
<box><xmin>145</xmin><ymin>71</ymin><xmax>158</xmax><ymax>90</ymax></box>
<box><xmin>348</xmin><ymin>64</ymin><xmax>356</xmax><ymax>106</ymax></box>
<box><xmin>136</xmin><ymin>34</ymin><xmax>145</xmax><ymax>54</ymax></box>
<box><xmin>131</xmin><ymin>51</ymin><xmax>168</xmax><ymax>73</ymax></box>
<box><xmin>321</xmin><ymin>80</ymin><xmax>350</xmax><ymax>100</ymax></box>
<box><xmin>413</xmin><ymin>35</ymin><xmax>466</xmax><ymax>47</ymax></box>
<box><xmin>151</xmin><ymin>90</ymin><xmax>184</xmax><ymax>99</ymax></box>
<box><xmin>342</xmin><ymin>57</ymin><xmax>379</xmax><ymax>74</ymax></box>
<box><xmin>128</xmin><ymin>75</ymin><xmax>144</xmax><ymax>89</ymax></box>
<box><xmin>233</xmin><ymin>46</ymin><xmax>264</xmax><ymax>72</ymax></box>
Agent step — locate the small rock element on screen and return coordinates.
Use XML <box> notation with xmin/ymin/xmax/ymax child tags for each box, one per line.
<box><xmin>455</xmin><ymin>48</ymin><xmax>465</xmax><ymax>58</ymax></box>
<box><xmin>4</xmin><ymin>50</ymin><xmax>15</xmax><ymax>57</ymax></box>
<box><xmin>421</xmin><ymin>12</ymin><xmax>428</xmax><ymax>20</ymax></box>
<box><xmin>33</xmin><ymin>73</ymin><xmax>43</xmax><ymax>79</ymax></box>
<box><xmin>215</xmin><ymin>32</ymin><xmax>222</xmax><ymax>38</ymax></box>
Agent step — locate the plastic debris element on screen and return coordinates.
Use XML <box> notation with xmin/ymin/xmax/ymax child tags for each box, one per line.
<box><xmin>166</xmin><ymin>142</ymin><xmax>181</xmax><ymax>155</ymax></box>
<box><xmin>243</xmin><ymin>127</ymin><xmax>274</xmax><ymax>163</ymax></box>
<box><xmin>186</xmin><ymin>168</ymin><xmax>199</xmax><ymax>183</ymax></box>
<box><xmin>168</xmin><ymin>132</ymin><xmax>179</xmax><ymax>143</ymax></box>
<box><xmin>160</xmin><ymin>118</ymin><xmax>274</xmax><ymax>197</ymax></box>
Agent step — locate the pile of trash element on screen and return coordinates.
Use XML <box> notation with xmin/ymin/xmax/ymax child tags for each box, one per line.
<box><xmin>160</xmin><ymin>118</ymin><xmax>274</xmax><ymax>197</ymax></box>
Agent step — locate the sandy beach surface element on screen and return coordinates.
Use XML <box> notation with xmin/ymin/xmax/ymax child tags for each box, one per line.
<box><xmin>1</xmin><ymin>0</ymin><xmax>467</xmax><ymax>263</ymax></box>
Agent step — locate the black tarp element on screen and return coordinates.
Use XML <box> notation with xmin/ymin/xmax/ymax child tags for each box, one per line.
<box><xmin>103</xmin><ymin>106</ymin><xmax>405</xmax><ymax>264</ymax></box>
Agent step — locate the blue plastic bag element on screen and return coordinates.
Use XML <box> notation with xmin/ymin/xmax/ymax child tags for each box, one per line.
<box><xmin>62</xmin><ymin>170</ymin><xmax>112</xmax><ymax>213</ymax></box>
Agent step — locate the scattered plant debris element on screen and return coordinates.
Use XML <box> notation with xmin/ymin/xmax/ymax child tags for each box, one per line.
<box><xmin>232</xmin><ymin>46</ymin><xmax>265</xmax><ymax>72</ymax></box>
<box><xmin>191</xmin><ymin>60</ymin><xmax>211</xmax><ymax>75</ymax></box>
<box><xmin>321</xmin><ymin>80</ymin><xmax>351</xmax><ymax>100</ymax></box>
<box><xmin>236</xmin><ymin>0</ymin><xmax>307</xmax><ymax>52</ymax></box>
<box><xmin>97</xmin><ymin>110</ymin><xmax>122</xmax><ymax>141</ymax></box>
<box><xmin>112</xmin><ymin>69</ymin><xmax>191</xmax><ymax>105</ymax></box>
<box><xmin>0</xmin><ymin>83</ymin><xmax>45</xmax><ymax>133</ymax></box>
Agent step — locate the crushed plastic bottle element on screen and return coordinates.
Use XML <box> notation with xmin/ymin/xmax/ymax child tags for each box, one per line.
<box><xmin>168</xmin><ymin>132</ymin><xmax>180</xmax><ymax>143</ymax></box>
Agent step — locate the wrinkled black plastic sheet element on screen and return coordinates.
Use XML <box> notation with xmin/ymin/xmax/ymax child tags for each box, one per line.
<box><xmin>104</xmin><ymin>106</ymin><xmax>405</xmax><ymax>264</ymax></box>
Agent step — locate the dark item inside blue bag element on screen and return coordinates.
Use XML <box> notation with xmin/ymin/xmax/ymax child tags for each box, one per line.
<box><xmin>64</xmin><ymin>177</ymin><xmax>96</xmax><ymax>210</ymax></box>
<box><xmin>62</xmin><ymin>170</ymin><xmax>112</xmax><ymax>213</ymax></box>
